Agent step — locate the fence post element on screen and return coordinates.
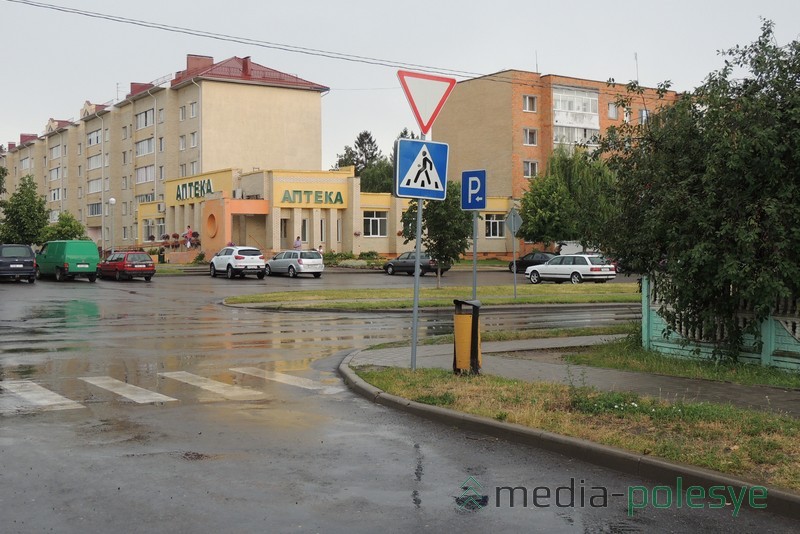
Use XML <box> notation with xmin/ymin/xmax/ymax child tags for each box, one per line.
<box><xmin>760</xmin><ymin>315</ymin><xmax>775</xmax><ymax>367</ymax></box>
<box><xmin>641</xmin><ymin>276</ymin><xmax>651</xmax><ymax>351</ymax></box>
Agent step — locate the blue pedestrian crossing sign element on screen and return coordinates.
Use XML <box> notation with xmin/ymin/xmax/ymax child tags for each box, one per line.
<box><xmin>461</xmin><ymin>170</ymin><xmax>486</xmax><ymax>210</ymax></box>
<box><xmin>395</xmin><ymin>139</ymin><xmax>448</xmax><ymax>200</ymax></box>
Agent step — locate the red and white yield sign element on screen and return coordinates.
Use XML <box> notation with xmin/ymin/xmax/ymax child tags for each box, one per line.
<box><xmin>397</xmin><ymin>70</ymin><xmax>456</xmax><ymax>135</ymax></box>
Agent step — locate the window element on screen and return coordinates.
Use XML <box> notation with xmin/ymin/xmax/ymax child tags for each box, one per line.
<box><xmin>21</xmin><ymin>157</ymin><xmax>30</xmax><ymax>169</ymax></box>
<box><xmin>624</xmin><ymin>108</ymin><xmax>631</xmax><ymax>123</ymax></box>
<box><xmin>78</xmin><ymin>165</ymin><xmax>82</xmax><ymax>177</ymax></box>
<box><xmin>553</xmin><ymin>126</ymin><xmax>600</xmax><ymax>145</ymax></box>
<box><xmin>280</xmin><ymin>219</ymin><xmax>288</xmax><ymax>239</ymax></box>
<box><xmin>363</xmin><ymin>210</ymin><xmax>388</xmax><ymax>237</ymax></box>
<box><xmin>87</xmin><ymin>129</ymin><xmax>101</xmax><ymax>146</ymax></box>
<box><xmin>608</xmin><ymin>103</ymin><xmax>618</xmax><ymax>120</ymax></box>
<box><xmin>523</xmin><ymin>161</ymin><xmax>538</xmax><ymax>178</ymax></box>
<box><xmin>189</xmin><ymin>102</ymin><xmax>197</xmax><ymax>118</ymax></box>
<box><xmin>135</xmin><ymin>165</ymin><xmax>155</xmax><ymax>184</ymax></box>
<box><xmin>179</xmin><ymin>135</ymin><xmax>186</xmax><ymax>151</ymax></box>
<box><xmin>135</xmin><ymin>108</ymin><xmax>154</xmax><ymax>130</ymax></box>
<box><xmin>523</xmin><ymin>128</ymin><xmax>538</xmax><ymax>146</ymax></box>
<box><xmin>639</xmin><ymin>109</ymin><xmax>649</xmax><ymax>124</ymax></box>
<box><xmin>319</xmin><ymin>219</ymin><xmax>326</xmax><ymax>243</ymax></box>
<box><xmin>523</xmin><ymin>95</ymin><xmax>537</xmax><ymax>112</ymax></box>
<box><xmin>87</xmin><ymin>154</ymin><xmax>102</xmax><ymax>170</ymax></box>
<box><xmin>104</xmin><ymin>128</ymin><xmax>109</xmax><ymax>142</ymax></box>
<box><xmin>122</xmin><ymin>151</ymin><xmax>128</xmax><ymax>165</ymax></box>
<box><xmin>122</xmin><ymin>203</ymin><xmax>128</xmax><ymax>216</ymax></box>
<box><xmin>77</xmin><ymin>143</ymin><xmax>82</xmax><ymax>155</ymax></box>
<box><xmin>122</xmin><ymin>227</ymin><xmax>128</xmax><ymax>240</ymax></box>
<box><xmin>159</xmin><ymin>166</ymin><xmax>165</xmax><ymax>180</ymax></box>
<box><xmin>105</xmin><ymin>153</ymin><xmax>110</xmax><ymax>167</ymax></box>
<box><xmin>135</xmin><ymin>137</ymin><xmax>155</xmax><ymax>157</ymax></box>
<box><xmin>88</xmin><ymin>179</ymin><xmax>102</xmax><ymax>193</ymax></box>
<box><xmin>63</xmin><ymin>188</ymin><xmax>67</xmax><ymax>200</ymax></box>
<box><xmin>49</xmin><ymin>167</ymin><xmax>61</xmax><ymax>181</ymax></box>
<box><xmin>179</xmin><ymin>164</ymin><xmax>187</xmax><ymax>177</ymax></box>
<box><xmin>301</xmin><ymin>219</ymin><xmax>309</xmax><ymax>242</ymax></box>
<box><xmin>88</xmin><ymin>202</ymin><xmax>102</xmax><ymax>216</ymax></box>
<box><xmin>190</xmin><ymin>131</ymin><xmax>197</xmax><ymax>147</ymax></box>
<box><xmin>179</xmin><ymin>106</ymin><xmax>186</xmax><ymax>121</ymax></box>
<box><xmin>50</xmin><ymin>188</ymin><xmax>61</xmax><ymax>202</ymax></box>
<box><xmin>49</xmin><ymin>210</ymin><xmax>60</xmax><ymax>223</ymax></box>
<box><xmin>122</xmin><ymin>176</ymin><xmax>128</xmax><ymax>190</ymax></box>
<box><xmin>485</xmin><ymin>214</ymin><xmax>505</xmax><ymax>238</ymax></box>
<box><xmin>158</xmin><ymin>137</ymin><xmax>164</xmax><ymax>152</ymax></box>
<box><xmin>50</xmin><ymin>145</ymin><xmax>61</xmax><ymax>159</ymax></box>
<box><xmin>105</xmin><ymin>177</ymin><xmax>110</xmax><ymax>191</ymax></box>
<box><xmin>158</xmin><ymin>108</ymin><xmax>164</xmax><ymax>123</ymax></box>
<box><xmin>553</xmin><ymin>88</ymin><xmax>599</xmax><ymax>114</ymax></box>
<box><xmin>190</xmin><ymin>161</ymin><xmax>198</xmax><ymax>175</ymax></box>
<box><xmin>122</xmin><ymin>125</ymin><xmax>128</xmax><ymax>139</ymax></box>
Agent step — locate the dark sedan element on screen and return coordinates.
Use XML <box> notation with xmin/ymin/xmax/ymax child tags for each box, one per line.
<box><xmin>383</xmin><ymin>252</ymin><xmax>450</xmax><ymax>275</ymax></box>
<box><xmin>0</xmin><ymin>244</ymin><xmax>37</xmax><ymax>283</ymax></box>
<box><xmin>509</xmin><ymin>251</ymin><xmax>555</xmax><ymax>273</ymax></box>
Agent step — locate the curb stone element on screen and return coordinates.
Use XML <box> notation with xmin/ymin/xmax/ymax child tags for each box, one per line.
<box><xmin>337</xmin><ymin>349</ymin><xmax>800</xmax><ymax>520</ymax></box>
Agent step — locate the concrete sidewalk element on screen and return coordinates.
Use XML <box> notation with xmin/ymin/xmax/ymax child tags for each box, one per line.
<box><xmin>349</xmin><ymin>335</ymin><xmax>800</xmax><ymax>417</ymax></box>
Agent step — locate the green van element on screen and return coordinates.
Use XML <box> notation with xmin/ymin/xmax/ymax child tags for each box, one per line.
<box><xmin>36</xmin><ymin>240</ymin><xmax>100</xmax><ymax>282</ymax></box>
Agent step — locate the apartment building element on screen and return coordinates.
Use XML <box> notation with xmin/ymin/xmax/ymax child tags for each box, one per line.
<box><xmin>433</xmin><ymin>70</ymin><xmax>677</xmax><ymax>255</ymax></box>
<box><xmin>0</xmin><ymin>54</ymin><xmax>328</xmax><ymax>252</ymax></box>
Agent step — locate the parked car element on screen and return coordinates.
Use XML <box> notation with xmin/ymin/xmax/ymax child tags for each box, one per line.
<box><xmin>509</xmin><ymin>251</ymin><xmax>555</xmax><ymax>273</ymax></box>
<box><xmin>382</xmin><ymin>251</ymin><xmax>450</xmax><ymax>276</ymax></box>
<box><xmin>210</xmin><ymin>246</ymin><xmax>266</xmax><ymax>279</ymax></box>
<box><xmin>266</xmin><ymin>250</ymin><xmax>324</xmax><ymax>278</ymax></box>
<box><xmin>525</xmin><ymin>254</ymin><xmax>616</xmax><ymax>284</ymax></box>
<box><xmin>36</xmin><ymin>240</ymin><xmax>99</xmax><ymax>282</ymax></box>
<box><xmin>98</xmin><ymin>251</ymin><xmax>155</xmax><ymax>281</ymax></box>
<box><xmin>0</xmin><ymin>243</ymin><xmax>37</xmax><ymax>283</ymax></box>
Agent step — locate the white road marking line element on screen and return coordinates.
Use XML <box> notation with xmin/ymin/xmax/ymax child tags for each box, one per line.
<box><xmin>0</xmin><ymin>380</ymin><xmax>84</xmax><ymax>412</ymax></box>
<box><xmin>80</xmin><ymin>376</ymin><xmax>177</xmax><ymax>404</ymax></box>
<box><xmin>231</xmin><ymin>367</ymin><xmax>345</xmax><ymax>395</ymax></box>
<box><xmin>158</xmin><ymin>371</ymin><xmax>266</xmax><ymax>400</ymax></box>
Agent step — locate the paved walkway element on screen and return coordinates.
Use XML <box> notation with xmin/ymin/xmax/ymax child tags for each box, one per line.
<box><xmin>349</xmin><ymin>335</ymin><xmax>800</xmax><ymax>418</ymax></box>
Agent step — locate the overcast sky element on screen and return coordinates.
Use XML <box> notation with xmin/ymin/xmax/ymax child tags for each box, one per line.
<box><xmin>2</xmin><ymin>0</ymin><xmax>800</xmax><ymax>169</ymax></box>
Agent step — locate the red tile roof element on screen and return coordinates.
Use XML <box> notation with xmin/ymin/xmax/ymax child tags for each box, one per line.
<box><xmin>171</xmin><ymin>55</ymin><xmax>328</xmax><ymax>92</ymax></box>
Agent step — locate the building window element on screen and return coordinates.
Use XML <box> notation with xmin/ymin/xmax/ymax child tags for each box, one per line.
<box><xmin>158</xmin><ymin>108</ymin><xmax>164</xmax><ymax>123</ymax></box>
<box><xmin>49</xmin><ymin>210</ymin><xmax>60</xmax><ymax>223</ymax></box>
<box><xmin>122</xmin><ymin>203</ymin><xmax>128</xmax><ymax>216</ymax></box>
<box><xmin>639</xmin><ymin>109</ymin><xmax>649</xmax><ymax>124</ymax></box>
<box><xmin>21</xmin><ymin>157</ymin><xmax>30</xmax><ymax>170</ymax></box>
<box><xmin>105</xmin><ymin>153</ymin><xmax>110</xmax><ymax>167</ymax></box>
<box><xmin>50</xmin><ymin>145</ymin><xmax>61</xmax><ymax>159</ymax></box>
<box><xmin>179</xmin><ymin>164</ymin><xmax>187</xmax><ymax>177</ymax></box>
<box><xmin>104</xmin><ymin>128</ymin><xmax>110</xmax><ymax>142</ymax></box>
<box><xmin>122</xmin><ymin>125</ymin><xmax>128</xmax><ymax>139</ymax></box>
<box><xmin>553</xmin><ymin>126</ymin><xmax>600</xmax><ymax>145</ymax></box>
<box><xmin>553</xmin><ymin>88</ymin><xmax>599</xmax><ymax>114</ymax></box>
<box><xmin>135</xmin><ymin>165</ymin><xmax>155</xmax><ymax>184</ymax></box>
<box><xmin>135</xmin><ymin>137</ymin><xmax>155</xmax><ymax>157</ymax></box>
<box><xmin>301</xmin><ymin>219</ymin><xmax>309</xmax><ymax>242</ymax></box>
<box><xmin>523</xmin><ymin>161</ymin><xmax>538</xmax><ymax>178</ymax></box>
<box><xmin>88</xmin><ymin>202</ymin><xmax>102</xmax><ymax>216</ymax></box>
<box><xmin>523</xmin><ymin>95</ymin><xmax>537</xmax><ymax>112</ymax></box>
<box><xmin>190</xmin><ymin>131</ymin><xmax>197</xmax><ymax>148</ymax></box>
<box><xmin>179</xmin><ymin>136</ymin><xmax>186</xmax><ymax>151</ymax></box>
<box><xmin>122</xmin><ymin>151</ymin><xmax>128</xmax><ymax>165</ymax></box>
<box><xmin>159</xmin><ymin>137</ymin><xmax>165</xmax><ymax>152</ymax></box>
<box><xmin>77</xmin><ymin>143</ymin><xmax>82</xmax><ymax>155</ymax></box>
<box><xmin>485</xmin><ymin>214</ymin><xmax>506</xmax><ymax>238</ymax></box>
<box><xmin>87</xmin><ymin>129</ymin><xmax>101</xmax><ymax>146</ymax></box>
<box><xmin>122</xmin><ymin>227</ymin><xmax>129</xmax><ymax>240</ymax></box>
<box><xmin>122</xmin><ymin>176</ymin><xmax>128</xmax><ymax>190</ymax></box>
<box><xmin>523</xmin><ymin>128</ymin><xmax>538</xmax><ymax>146</ymax></box>
<box><xmin>105</xmin><ymin>177</ymin><xmax>110</xmax><ymax>191</ymax></box>
<box><xmin>159</xmin><ymin>166</ymin><xmax>165</xmax><ymax>180</ymax></box>
<box><xmin>624</xmin><ymin>108</ymin><xmax>631</xmax><ymax>123</ymax></box>
<box><xmin>189</xmin><ymin>161</ymin><xmax>198</xmax><ymax>175</ymax></box>
<box><xmin>319</xmin><ymin>219</ymin><xmax>326</xmax><ymax>244</ymax></box>
<box><xmin>78</xmin><ymin>165</ymin><xmax>82</xmax><ymax>177</ymax></box>
<box><xmin>363</xmin><ymin>210</ymin><xmax>388</xmax><ymax>237</ymax></box>
<box><xmin>87</xmin><ymin>154</ymin><xmax>102</xmax><ymax>170</ymax></box>
<box><xmin>179</xmin><ymin>106</ymin><xmax>186</xmax><ymax>121</ymax></box>
<box><xmin>88</xmin><ymin>178</ymin><xmax>102</xmax><ymax>194</ymax></box>
<box><xmin>189</xmin><ymin>102</ymin><xmax>197</xmax><ymax>118</ymax></box>
<box><xmin>49</xmin><ymin>188</ymin><xmax>61</xmax><ymax>202</ymax></box>
<box><xmin>280</xmin><ymin>219</ymin><xmax>288</xmax><ymax>239</ymax></box>
<box><xmin>49</xmin><ymin>167</ymin><xmax>61</xmax><ymax>181</ymax></box>
<box><xmin>135</xmin><ymin>109</ymin><xmax>154</xmax><ymax>130</ymax></box>
<box><xmin>608</xmin><ymin>103</ymin><xmax>618</xmax><ymax>120</ymax></box>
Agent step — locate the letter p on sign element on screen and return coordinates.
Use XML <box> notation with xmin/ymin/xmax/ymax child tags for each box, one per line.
<box><xmin>461</xmin><ymin>170</ymin><xmax>487</xmax><ymax>211</ymax></box>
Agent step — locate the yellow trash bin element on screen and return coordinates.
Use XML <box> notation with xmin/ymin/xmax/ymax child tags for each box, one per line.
<box><xmin>453</xmin><ymin>299</ymin><xmax>481</xmax><ymax>375</ymax></box>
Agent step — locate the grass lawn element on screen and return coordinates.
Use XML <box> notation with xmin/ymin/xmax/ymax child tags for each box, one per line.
<box><xmin>355</xmin><ymin>367</ymin><xmax>800</xmax><ymax>492</ymax></box>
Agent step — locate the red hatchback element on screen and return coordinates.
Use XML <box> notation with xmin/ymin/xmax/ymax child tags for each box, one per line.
<box><xmin>98</xmin><ymin>251</ymin><xmax>156</xmax><ymax>281</ymax></box>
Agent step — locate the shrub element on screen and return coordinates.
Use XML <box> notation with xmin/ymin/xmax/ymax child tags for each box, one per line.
<box><xmin>191</xmin><ymin>251</ymin><xmax>207</xmax><ymax>264</ymax></box>
<box><xmin>358</xmin><ymin>250</ymin><xmax>380</xmax><ymax>260</ymax></box>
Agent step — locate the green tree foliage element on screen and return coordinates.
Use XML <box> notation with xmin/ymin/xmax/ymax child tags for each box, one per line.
<box><xmin>334</xmin><ymin>130</ymin><xmax>382</xmax><ymax>175</ymax></box>
<box><xmin>360</xmin><ymin>158</ymin><xmax>393</xmax><ymax>193</ymax></box>
<box><xmin>40</xmin><ymin>211</ymin><xmax>89</xmax><ymax>242</ymax></box>
<box><xmin>400</xmin><ymin>181</ymin><xmax>472</xmax><ymax>287</ymax></box>
<box><xmin>0</xmin><ymin>165</ymin><xmax>7</xmax><ymax>196</ymax></box>
<box><xmin>518</xmin><ymin>147</ymin><xmax>615</xmax><ymax>250</ymax></box>
<box><xmin>0</xmin><ymin>175</ymin><xmax>48</xmax><ymax>245</ymax></box>
<box><xmin>597</xmin><ymin>21</ymin><xmax>800</xmax><ymax>357</ymax></box>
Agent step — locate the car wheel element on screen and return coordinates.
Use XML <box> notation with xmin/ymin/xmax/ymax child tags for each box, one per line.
<box><xmin>257</xmin><ymin>272</ymin><xmax>265</xmax><ymax>280</ymax></box>
<box><xmin>528</xmin><ymin>271</ymin><xmax>541</xmax><ymax>284</ymax></box>
<box><xmin>116</xmin><ymin>270</ymin><xmax>123</xmax><ymax>281</ymax></box>
<box><xmin>508</xmin><ymin>263</ymin><xmax>515</xmax><ymax>273</ymax></box>
<box><xmin>210</xmin><ymin>264</ymin><xmax>217</xmax><ymax>277</ymax></box>
<box><xmin>386</xmin><ymin>265</ymin><xmax>395</xmax><ymax>275</ymax></box>
<box><xmin>265</xmin><ymin>265</ymin><xmax>272</xmax><ymax>276</ymax></box>
<box><xmin>55</xmin><ymin>268</ymin><xmax>64</xmax><ymax>282</ymax></box>
<box><xmin>226</xmin><ymin>265</ymin><xmax>234</xmax><ymax>279</ymax></box>
<box><xmin>35</xmin><ymin>267</ymin><xmax>42</xmax><ymax>280</ymax></box>
<box><xmin>288</xmin><ymin>266</ymin><xmax>297</xmax><ymax>278</ymax></box>
<box><xmin>313</xmin><ymin>273</ymin><xmax>321</xmax><ymax>278</ymax></box>
<box><xmin>88</xmin><ymin>273</ymin><xmax>97</xmax><ymax>283</ymax></box>
<box><xmin>570</xmin><ymin>272</ymin><xmax>583</xmax><ymax>284</ymax></box>
<box><xmin>144</xmin><ymin>276</ymin><xmax>152</xmax><ymax>282</ymax></box>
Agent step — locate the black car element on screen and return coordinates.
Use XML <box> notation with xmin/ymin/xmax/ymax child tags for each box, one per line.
<box><xmin>509</xmin><ymin>251</ymin><xmax>555</xmax><ymax>273</ymax></box>
<box><xmin>383</xmin><ymin>252</ymin><xmax>450</xmax><ymax>275</ymax></box>
<box><xmin>0</xmin><ymin>243</ymin><xmax>37</xmax><ymax>283</ymax></box>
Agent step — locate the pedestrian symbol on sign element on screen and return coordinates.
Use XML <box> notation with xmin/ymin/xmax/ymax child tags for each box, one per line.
<box><xmin>395</xmin><ymin>139</ymin><xmax>449</xmax><ymax>200</ymax></box>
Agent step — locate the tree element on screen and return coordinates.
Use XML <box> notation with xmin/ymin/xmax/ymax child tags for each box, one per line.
<box><xmin>0</xmin><ymin>175</ymin><xmax>48</xmax><ymax>245</ymax></box>
<box><xmin>400</xmin><ymin>181</ymin><xmax>472</xmax><ymax>288</ymax></box>
<box><xmin>360</xmin><ymin>157</ymin><xmax>393</xmax><ymax>193</ymax></box>
<box><xmin>0</xmin><ymin>165</ymin><xmax>7</xmax><ymax>197</ymax></box>
<box><xmin>334</xmin><ymin>130</ymin><xmax>382</xmax><ymax>175</ymax></box>
<box><xmin>596</xmin><ymin>20</ymin><xmax>800</xmax><ymax>358</ymax></box>
<box><xmin>39</xmin><ymin>211</ymin><xmax>88</xmax><ymax>242</ymax></box>
<box><xmin>519</xmin><ymin>148</ymin><xmax>614</xmax><ymax>249</ymax></box>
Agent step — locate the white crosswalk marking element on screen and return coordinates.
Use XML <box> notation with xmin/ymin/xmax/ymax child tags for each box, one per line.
<box><xmin>159</xmin><ymin>371</ymin><xmax>266</xmax><ymax>400</ymax></box>
<box><xmin>80</xmin><ymin>376</ymin><xmax>178</xmax><ymax>404</ymax></box>
<box><xmin>0</xmin><ymin>380</ymin><xmax>84</xmax><ymax>413</ymax></box>
<box><xmin>231</xmin><ymin>367</ymin><xmax>345</xmax><ymax>395</ymax></box>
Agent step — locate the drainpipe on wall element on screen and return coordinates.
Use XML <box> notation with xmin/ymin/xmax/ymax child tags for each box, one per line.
<box><xmin>94</xmin><ymin>111</ymin><xmax>106</xmax><ymax>253</ymax></box>
<box><xmin>147</xmin><ymin>88</ymin><xmax>159</xmax><ymax>246</ymax></box>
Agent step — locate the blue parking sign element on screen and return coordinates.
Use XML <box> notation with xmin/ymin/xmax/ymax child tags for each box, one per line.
<box><xmin>461</xmin><ymin>170</ymin><xmax>486</xmax><ymax>210</ymax></box>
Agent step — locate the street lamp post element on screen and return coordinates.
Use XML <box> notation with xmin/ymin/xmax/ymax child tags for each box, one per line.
<box><xmin>108</xmin><ymin>197</ymin><xmax>116</xmax><ymax>254</ymax></box>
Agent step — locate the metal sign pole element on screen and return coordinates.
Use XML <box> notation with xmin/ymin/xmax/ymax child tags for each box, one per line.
<box><xmin>410</xmin><ymin>133</ymin><xmax>425</xmax><ymax>371</ymax></box>
<box><xmin>472</xmin><ymin>211</ymin><xmax>478</xmax><ymax>300</ymax></box>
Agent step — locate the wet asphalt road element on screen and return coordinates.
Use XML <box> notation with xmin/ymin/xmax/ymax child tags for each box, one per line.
<box><xmin>0</xmin><ymin>272</ymin><xmax>794</xmax><ymax>533</ymax></box>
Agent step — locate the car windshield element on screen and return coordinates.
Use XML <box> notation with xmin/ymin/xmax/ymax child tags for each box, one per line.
<box><xmin>301</xmin><ymin>251</ymin><xmax>322</xmax><ymax>260</ymax></box>
<box><xmin>1</xmin><ymin>246</ymin><xmax>33</xmax><ymax>258</ymax></box>
<box><xmin>238</xmin><ymin>249</ymin><xmax>262</xmax><ymax>256</ymax></box>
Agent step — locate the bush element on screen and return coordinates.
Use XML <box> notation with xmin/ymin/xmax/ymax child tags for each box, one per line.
<box><xmin>358</xmin><ymin>250</ymin><xmax>380</xmax><ymax>260</ymax></box>
<box><xmin>146</xmin><ymin>247</ymin><xmax>159</xmax><ymax>255</ymax></box>
<box><xmin>191</xmin><ymin>251</ymin><xmax>206</xmax><ymax>264</ymax></box>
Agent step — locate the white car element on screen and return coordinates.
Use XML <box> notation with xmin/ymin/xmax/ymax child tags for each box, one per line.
<box><xmin>526</xmin><ymin>254</ymin><xmax>616</xmax><ymax>284</ymax></box>
<box><xmin>266</xmin><ymin>250</ymin><xmax>324</xmax><ymax>278</ymax></box>
<box><xmin>210</xmin><ymin>246</ymin><xmax>266</xmax><ymax>279</ymax></box>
